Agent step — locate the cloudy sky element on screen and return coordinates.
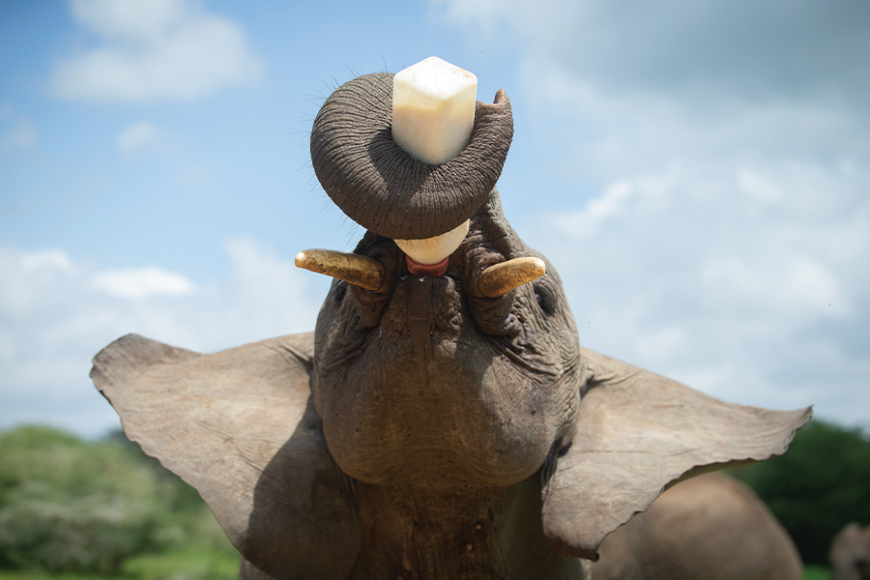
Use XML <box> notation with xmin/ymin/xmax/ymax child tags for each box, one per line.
<box><xmin>1</xmin><ymin>0</ymin><xmax>867</xmax><ymax>438</ymax></box>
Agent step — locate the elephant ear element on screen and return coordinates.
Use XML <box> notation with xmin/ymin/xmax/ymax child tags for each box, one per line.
<box><xmin>541</xmin><ymin>347</ymin><xmax>811</xmax><ymax>561</ymax></box>
<box><xmin>90</xmin><ymin>333</ymin><xmax>361</xmax><ymax>580</ymax></box>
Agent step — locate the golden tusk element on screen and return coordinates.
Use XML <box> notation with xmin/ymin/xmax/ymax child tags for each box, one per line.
<box><xmin>478</xmin><ymin>257</ymin><xmax>546</xmax><ymax>298</ymax></box>
<box><xmin>295</xmin><ymin>249</ymin><xmax>386</xmax><ymax>292</ymax></box>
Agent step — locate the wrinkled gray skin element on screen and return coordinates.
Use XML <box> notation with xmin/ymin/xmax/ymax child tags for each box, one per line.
<box><xmin>591</xmin><ymin>473</ymin><xmax>802</xmax><ymax>580</ymax></box>
<box><xmin>311</xmin><ymin>190</ymin><xmax>583</xmax><ymax>578</ymax></box>
<box><xmin>831</xmin><ymin>523</ymin><xmax>870</xmax><ymax>580</ymax></box>
<box><xmin>91</xmin><ymin>72</ymin><xmax>812</xmax><ymax>580</ymax></box>
<box><xmin>314</xmin><ymin>192</ymin><xmax>577</xmax><ymax>489</ymax></box>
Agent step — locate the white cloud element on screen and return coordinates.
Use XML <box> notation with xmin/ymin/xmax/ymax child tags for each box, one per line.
<box><xmin>91</xmin><ymin>266</ymin><xmax>196</xmax><ymax>300</ymax></box>
<box><xmin>0</xmin><ymin>249</ymin><xmax>78</xmax><ymax>321</ymax></box>
<box><xmin>431</xmin><ymin>0</ymin><xmax>578</xmax><ymax>41</ymax></box>
<box><xmin>431</xmin><ymin>0</ymin><xmax>870</xmax><ymax>428</ymax></box>
<box><xmin>737</xmin><ymin>170</ymin><xmax>782</xmax><ymax>204</ymax></box>
<box><xmin>700</xmin><ymin>255</ymin><xmax>848</xmax><ymax>318</ymax></box>
<box><xmin>117</xmin><ymin>121</ymin><xmax>160</xmax><ymax>158</ymax></box>
<box><xmin>20</xmin><ymin>250</ymin><xmax>76</xmax><ymax>273</ymax></box>
<box><xmin>0</xmin><ymin>241</ymin><xmax>320</xmax><ymax>438</ymax></box>
<box><xmin>115</xmin><ymin>122</ymin><xmax>213</xmax><ymax>188</ymax></box>
<box><xmin>533</xmin><ymin>162</ymin><xmax>870</xmax><ymax>425</ymax></box>
<box><xmin>1</xmin><ymin>119</ymin><xmax>38</xmax><ymax>152</ymax></box>
<box><xmin>518</xmin><ymin>60</ymin><xmax>863</xmax><ymax>182</ymax></box>
<box><xmin>177</xmin><ymin>162</ymin><xmax>212</xmax><ymax>191</ymax></box>
<box><xmin>70</xmin><ymin>0</ymin><xmax>187</xmax><ymax>40</ymax></box>
<box><xmin>50</xmin><ymin>0</ymin><xmax>264</xmax><ymax>102</ymax></box>
<box><xmin>432</xmin><ymin>0</ymin><xmax>870</xmax><ymax>107</ymax></box>
<box><xmin>553</xmin><ymin>181</ymin><xmax>634</xmax><ymax>240</ymax></box>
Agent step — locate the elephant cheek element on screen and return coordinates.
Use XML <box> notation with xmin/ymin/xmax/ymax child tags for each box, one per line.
<box><xmin>318</xmin><ymin>338</ymin><xmax>561</xmax><ymax>488</ymax></box>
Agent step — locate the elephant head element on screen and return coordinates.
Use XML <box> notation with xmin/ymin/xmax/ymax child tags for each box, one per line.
<box><xmin>831</xmin><ymin>523</ymin><xmax>870</xmax><ymax>580</ymax></box>
<box><xmin>306</xmin><ymin>72</ymin><xmax>579</xmax><ymax>499</ymax></box>
<box><xmin>310</xmin><ymin>193</ymin><xmax>579</xmax><ymax>491</ymax></box>
<box><xmin>91</xmin><ymin>71</ymin><xmax>811</xmax><ymax>580</ymax></box>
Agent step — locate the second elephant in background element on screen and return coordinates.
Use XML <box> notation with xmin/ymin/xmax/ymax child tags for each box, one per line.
<box><xmin>591</xmin><ymin>473</ymin><xmax>802</xmax><ymax>580</ymax></box>
<box><xmin>831</xmin><ymin>523</ymin><xmax>870</xmax><ymax>580</ymax></box>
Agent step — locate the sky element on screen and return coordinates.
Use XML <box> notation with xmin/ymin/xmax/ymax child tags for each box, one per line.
<box><xmin>1</xmin><ymin>0</ymin><xmax>868</xmax><ymax>438</ymax></box>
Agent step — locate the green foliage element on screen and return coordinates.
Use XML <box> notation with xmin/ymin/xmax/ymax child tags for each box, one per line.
<box><xmin>8</xmin><ymin>419</ymin><xmax>859</xmax><ymax>576</ymax></box>
<box><xmin>0</xmin><ymin>426</ymin><xmax>177</xmax><ymax>574</ymax></box>
<box><xmin>802</xmin><ymin>565</ymin><xmax>832</xmax><ymax>580</ymax></box>
<box><xmin>98</xmin><ymin>430</ymin><xmax>232</xmax><ymax>554</ymax></box>
<box><xmin>123</xmin><ymin>549</ymin><xmax>240</xmax><ymax>580</ymax></box>
<box><xmin>0</xmin><ymin>548</ymin><xmax>240</xmax><ymax>580</ymax></box>
<box><xmin>100</xmin><ymin>430</ymin><xmax>204</xmax><ymax>515</ymax></box>
<box><xmin>731</xmin><ymin>419</ymin><xmax>870</xmax><ymax>565</ymax></box>
<box><xmin>0</xmin><ymin>426</ymin><xmax>235</xmax><ymax>575</ymax></box>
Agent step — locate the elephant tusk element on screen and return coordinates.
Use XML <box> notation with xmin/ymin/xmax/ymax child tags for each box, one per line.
<box><xmin>295</xmin><ymin>249</ymin><xmax>386</xmax><ymax>292</ymax></box>
<box><xmin>478</xmin><ymin>257</ymin><xmax>546</xmax><ymax>298</ymax></box>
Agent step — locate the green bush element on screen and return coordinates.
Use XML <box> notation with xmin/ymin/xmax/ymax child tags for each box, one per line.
<box><xmin>0</xmin><ymin>426</ymin><xmax>180</xmax><ymax>574</ymax></box>
<box><xmin>100</xmin><ymin>430</ymin><xmax>237</xmax><ymax>555</ymax></box>
<box><xmin>731</xmin><ymin>419</ymin><xmax>870</xmax><ymax>565</ymax></box>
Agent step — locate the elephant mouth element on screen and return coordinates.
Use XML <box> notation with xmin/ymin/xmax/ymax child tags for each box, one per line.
<box><xmin>307</xmin><ymin>194</ymin><xmax>572</xmax><ymax>488</ymax></box>
<box><xmin>303</xmin><ymin>190</ymin><xmax>564</xmax><ymax>379</ymax></box>
<box><xmin>295</xmin><ymin>220</ymin><xmax>544</xmax><ymax>303</ymax></box>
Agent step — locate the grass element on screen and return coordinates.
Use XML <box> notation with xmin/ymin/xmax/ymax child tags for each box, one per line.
<box><xmin>0</xmin><ymin>555</ymin><xmax>833</xmax><ymax>580</ymax></box>
<box><xmin>0</xmin><ymin>549</ymin><xmax>240</xmax><ymax>580</ymax></box>
<box><xmin>804</xmin><ymin>564</ymin><xmax>832</xmax><ymax>580</ymax></box>
<box><xmin>124</xmin><ymin>550</ymin><xmax>240</xmax><ymax>580</ymax></box>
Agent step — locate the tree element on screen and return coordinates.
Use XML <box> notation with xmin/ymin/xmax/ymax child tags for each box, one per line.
<box><xmin>731</xmin><ymin>419</ymin><xmax>870</xmax><ymax>565</ymax></box>
<box><xmin>0</xmin><ymin>426</ymin><xmax>179</xmax><ymax>574</ymax></box>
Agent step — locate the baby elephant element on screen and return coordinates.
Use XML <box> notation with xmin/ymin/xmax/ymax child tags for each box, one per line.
<box><xmin>831</xmin><ymin>523</ymin><xmax>870</xmax><ymax>580</ymax></box>
<box><xmin>591</xmin><ymin>473</ymin><xmax>802</xmax><ymax>580</ymax></box>
<box><xmin>91</xmin><ymin>72</ymin><xmax>812</xmax><ymax>580</ymax></box>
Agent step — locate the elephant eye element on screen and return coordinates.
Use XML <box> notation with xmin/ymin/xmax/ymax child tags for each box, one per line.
<box><xmin>534</xmin><ymin>283</ymin><xmax>556</xmax><ymax>316</ymax></box>
<box><xmin>333</xmin><ymin>280</ymin><xmax>348</xmax><ymax>303</ymax></box>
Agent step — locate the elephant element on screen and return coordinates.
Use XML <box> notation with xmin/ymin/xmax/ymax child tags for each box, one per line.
<box><xmin>590</xmin><ymin>473</ymin><xmax>802</xmax><ymax>579</ymax></box>
<box><xmin>831</xmin><ymin>523</ymin><xmax>870</xmax><ymax>580</ymax></box>
<box><xmin>91</xmin><ymin>72</ymin><xmax>811</xmax><ymax>580</ymax></box>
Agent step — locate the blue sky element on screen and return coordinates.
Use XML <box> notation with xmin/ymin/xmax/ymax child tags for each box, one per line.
<box><xmin>1</xmin><ymin>0</ymin><xmax>868</xmax><ymax>437</ymax></box>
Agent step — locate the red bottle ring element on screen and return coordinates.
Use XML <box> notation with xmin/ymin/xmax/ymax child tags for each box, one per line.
<box><xmin>406</xmin><ymin>256</ymin><xmax>449</xmax><ymax>277</ymax></box>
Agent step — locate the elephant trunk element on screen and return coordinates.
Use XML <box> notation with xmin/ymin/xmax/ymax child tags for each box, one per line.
<box><xmin>310</xmin><ymin>73</ymin><xmax>514</xmax><ymax>241</ymax></box>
